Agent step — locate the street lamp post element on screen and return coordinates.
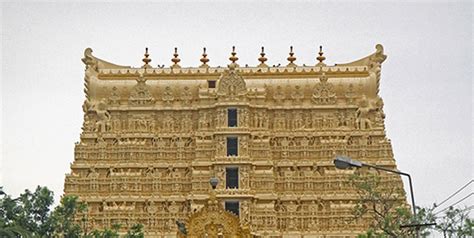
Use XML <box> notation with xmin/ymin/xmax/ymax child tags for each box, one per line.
<box><xmin>334</xmin><ymin>155</ymin><xmax>420</xmax><ymax>236</ymax></box>
<box><xmin>334</xmin><ymin>155</ymin><xmax>417</xmax><ymax>218</ymax></box>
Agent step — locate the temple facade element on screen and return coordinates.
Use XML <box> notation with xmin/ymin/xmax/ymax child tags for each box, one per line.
<box><xmin>64</xmin><ymin>45</ymin><xmax>405</xmax><ymax>237</ymax></box>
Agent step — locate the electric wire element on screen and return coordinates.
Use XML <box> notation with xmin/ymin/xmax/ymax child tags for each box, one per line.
<box><xmin>433</xmin><ymin>192</ymin><xmax>474</xmax><ymax>216</ymax></box>
<box><xmin>433</xmin><ymin>179</ymin><xmax>473</xmax><ymax>211</ymax></box>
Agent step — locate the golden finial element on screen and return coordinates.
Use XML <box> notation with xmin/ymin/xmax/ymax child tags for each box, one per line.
<box><xmin>316</xmin><ymin>45</ymin><xmax>326</xmax><ymax>66</ymax></box>
<box><xmin>258</xmin><ymin>46</ymin><xmax>268</xmax><ymax>67</ymax></box>
<box><xmin>142</xmin><ymin>47</ymin><xmax>152</xmax><ymax>68</ymax></box>
<box><xmin>287</xmin><ymin>46</ymin><xmax>297</xmax><ymax>67</ymax></box>
<box><xmin>200</xmin><ymin>47</ymin><xmax>210</xmax><ymax>68</ymax></box>
<box><xmin>228</xmin><ymin>46</ymin><xmax>239</xmax><ymax>68</ymax></box>
<box><xmin>171</xmin><ymin>47</ymin><xmax>181</xmax><ymax>68</ymax></box>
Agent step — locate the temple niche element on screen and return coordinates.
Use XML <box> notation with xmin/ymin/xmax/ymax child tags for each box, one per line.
<box><xmin>64</xmin><ymin>45</ymin><xmax>405</xmax><ymax>237</ymax></box>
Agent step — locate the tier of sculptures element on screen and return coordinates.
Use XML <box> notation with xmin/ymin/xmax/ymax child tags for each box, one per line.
<box><xmin>82</xmin><ymin>106</ymin><xmax>385</xmax><ymax>135</ymax></box>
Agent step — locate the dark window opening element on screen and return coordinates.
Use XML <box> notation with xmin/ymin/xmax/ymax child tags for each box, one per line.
<box><xmin>208</xmin><ymin>80</ymin><xmax>216</xmax><ymax>88</ymax></box>
<box><xmin>228</xmin><ymin>108</ymin><xmax>238</xmax><ymax>127</ymax></box>
<box><xmin>226</xmin><ymin>167</ymin><xmax>239</xmax><ymax>189</ymax></box>
<box><xmin>227</xmin><ymin>137</ymin><xmax>238</xmax><ymax>156</ymax></box>
<box><xmin>225</xmin><ymin>201</ymin><xmax>240</xmax><ymax>216</ymax></box>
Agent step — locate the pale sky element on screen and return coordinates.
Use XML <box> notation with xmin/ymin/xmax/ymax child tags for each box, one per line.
<box><xmin>1</xmin><ymin>0</ymin><xmax>472</xmax><ymax>231</ymax></box>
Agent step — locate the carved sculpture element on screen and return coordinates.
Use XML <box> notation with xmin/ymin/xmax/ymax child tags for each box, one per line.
<box><xmin>312</xmin><ymin>73</ymin><xmax>336</xmax><ymax>104</ymax></box>
<box><xmin>356</xmin><ymin>95</ymin><xmax>374</xmax><ymax>130</ymax></box>
<box><xmin>217</xmin><ymin>65</ymin><xmax>247</xmax><ymax>98</ymax></box>
<box><xmin>129</xmin><ymin>74</ymin><xmax>155</xmax><ymax>105</ymax></box>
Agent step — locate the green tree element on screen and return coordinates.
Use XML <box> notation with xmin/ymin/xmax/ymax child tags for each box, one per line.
<box><xmin>0</xmin><ymin>186</ymin><xmax>144</xmax><ymax>238</ymax></box>
<box><xmin>350</xmin><ymin>173</ymin><xmax>473</xmax><ymax>238</ymax></box>
<box><xmin>50</xmin><ymin>195</ymin><xmax>86</xmax><ymax>237</ymax></box>
<box><xmin>0</xmin><ymin>186</ymin><xmax>55</xmax><ymax>237</ymax></box>
<box><xmin>124</xmin><ymin>224</ymin><xmax>144</xmax><ymax>238</ymax></box>
<box><xmin>425</xmin><ymin>206</ymin><xmax>473</xmax><ymax>238</ymax></box>
<box><xmin>86</xmin><ymin>223</ymin><xmax>121</xmax><ymax>238</ymax></box>
<box><xmin>350</xmin><ymin>172</ymin><xmax>417</xmax><ymax>237</ymax></box>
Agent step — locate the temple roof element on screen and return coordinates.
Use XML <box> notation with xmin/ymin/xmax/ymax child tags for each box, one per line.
<box><xmin>82</xmin><ymin>45</ymin><xmax>387</xmax><ymax>79</ymax></box>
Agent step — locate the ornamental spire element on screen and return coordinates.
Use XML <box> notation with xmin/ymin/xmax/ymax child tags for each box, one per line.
<box><xmin>287</xmin><ymin>46</ymin><xmax>297</xmax><ymax>67</ymax></box>
<box><xmin>258</xmin><ymin>46</ymin><xmax>268</xmax><ymax>67</ymax></box>
<box><xmin>142</xmin><ymin>47</ymin><xmax>152</xmax><ymax>68</ymax></box>
<box><xmin>171</xmin><ymin>47</ymin><xmax>181</xmax><ymax>68</ymax></box>
<box><xmin>316</xmin><ymin>45</ymin><xmax>326</xmax><ymax>66</ymax></box>
<box><xmin>228</xmin><ymin>46</ymin><xmax>239</xmax><ymax>68</ymax></box>
<box><xmin>200</xmin><ymin>47</ymin><xmax>210</xmax><ymax>68</ymax></box>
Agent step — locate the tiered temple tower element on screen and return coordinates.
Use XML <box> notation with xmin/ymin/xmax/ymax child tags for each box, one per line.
<box><xmin>64</xmin><ymin>45</ymin><xmax>406</xmax><ymax>237</ymax></box>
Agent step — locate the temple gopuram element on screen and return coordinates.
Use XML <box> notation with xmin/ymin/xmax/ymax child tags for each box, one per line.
<box><xmin>64</xmin><ymin>45</ymin><xmax>406</xmax><ymax>237</ymax></box>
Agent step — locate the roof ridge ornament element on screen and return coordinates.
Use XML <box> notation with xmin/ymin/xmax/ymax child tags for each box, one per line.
<box><xmin>287</xmin><ymin>46</ymin><xmax>297</xmax><ymax>67</ymax></box>
<box><xmin>316</xmin><ymin>45</ymin><xmax>326</xmax><ymax>66</ymax></box>
<box><xmin>82</xmin><ymin>48</ymin><xmax>98</xmax><ymax>71</ymax></box>
<box><xmin>228</xmin><ymin>46</ymin><xmax>239</xmax><ymax>68</ymax></box>
<box><xmin>142</xmin><ymin>47</ymin><xmax>152</xmax><ymax>69</ymax></box>
<box><xmin>258</xmin><ymin>46</ymin><xmax>268</xmax><ymax>68</ymax></box>
<box><xmin>199</xmin><ymin>47</ymin><xmax>210</xmax><ymax>68</ymax></box>
<box><xmin>171</xmin><ymin>47</ymin><xmax>181</xmax><ymax>69</ymax></box>
<box><xmin>372</xmin><ymin>44</ymin><xmax>387</xmax><ymax>65</ymax></box>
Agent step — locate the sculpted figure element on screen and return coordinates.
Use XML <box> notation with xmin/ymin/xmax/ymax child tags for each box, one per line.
<box><xmin>217</xmin><ymin>137</ymin><xmax>226</xmax><ymax>156</ymax></box>
<box><xmin>94</xmin><ymin>99</ymin><xmax>111</xmax><ymax>133</ymax></box>
<box><xmin>240</xmin><ymin>167</ymin><xmax>250</xmax><ymax>188</ymax></box>
<box><xmin>241</xmin><ymin>200</ymin><xmax>250</xmax><ymax>224</ymax></box>
<box><xmin>239</xmin><ymin>108</ymin><xmax>249</xmax><ymax>127</ymax></box>
<box><xmin>198</xmin><ymin>111</ymin><xmax>207</xmax><ymax>129</ymax></box>
<box><xmin>82</xmin><ymin>115</ymin><xmax>94</xmax><ymax>132</ymax></box>
<box><xmin>240</xmin><ymin>137</ymin><xmax>248</xmax><ymax>156</ymax></box>
<box><xmin>108</xmin><ymin>86</ymin><xmax>121</xmax><ymax>105</ymax></box>
<box><xmin>356</xmin><ymin>96</ymin><xmax>374</xmax><ymax>130</ymax></box>
<box><xmin>217</xmin><ymin>109</ymin><xmax>225</xmax><ymax>127</ymax></box>
<box><xmin>162</xmin><ymin>86</ymin><xmax>174</xmax><ymax>104</ymax></box>
<box><xmin>180</xmin><ymin>86</ymin><xmax>193</xmax><ymax>105</ymax></box>
<box><xmin>293</xmin><ymin>112</ymin><xmax>304</xmax><ymax>130</ymax></box>
<box><xmin>163</xmin><ymin>114</ymin><xmax>174</xmax><ymax>132</ymax></box>
<box><xmin>291</xmin><ymin>85</ymin><xmax>304</xmax><ymax>103</ymax></box>
<box><xmin>87</xmin><ymin>167</ymin><xmax>99</xmax><ymax>178</ymax></box>
<box><xmin>262</xmin><ymin>113</ymin><xmax>269</xmax><ymax>128</ymax></box>
<box><xmin>273</xmin><ymin>86</ymin><xmax>285</xmax><ymax>103</ymax></box>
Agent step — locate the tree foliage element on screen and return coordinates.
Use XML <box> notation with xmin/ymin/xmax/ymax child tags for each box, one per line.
<box><xmin>0</xmin><ymin>186</ymin><xmax>144</xmax><ymax>238</ymax></box>
<box><xmin>417</xmin><ymin>205</ymin><xmax>473</xmax><ymax>238</ymax></box>
<box><xmin>350</xmin><ymin>172</ymin><xmax>417</xmax><ymax>237</ymax></box>
<box><xmin>350</xmin><ymin>173</ymin><xmax>473</xmax><ymax>238</ymax></box>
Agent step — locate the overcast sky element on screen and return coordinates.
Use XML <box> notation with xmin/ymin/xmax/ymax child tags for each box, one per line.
<box><xmin>1</xmin><ymin>0</ymin><xmax>472</xmax><ymax>229</ymax></box>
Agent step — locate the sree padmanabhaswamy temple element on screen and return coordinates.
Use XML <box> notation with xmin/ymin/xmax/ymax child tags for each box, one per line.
<box><xmin>64</xmin><ymin>45</ymin><xmax>406</xmax><ymax>237</ymax></box>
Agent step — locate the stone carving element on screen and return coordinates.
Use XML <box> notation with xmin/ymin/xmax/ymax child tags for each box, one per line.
<box><xmin>292</xmin><ymin>111</ymin><xmax>304</xmax><ymax>130</ymax></box>
<box><xmin>291</xmin><ymin>85</ymin><xmax>304</xmax><ymax>103</ymax></box>
<box><xmin>239</xmin><ymin>137</ymin><xmax>248</xmax><ymax>156</ymax></box>
<box><xmin>217</xmin><ymin>66</ymin><xmax>247</xmax><ymax>98</ymax></box>
<box><xmin>108</xmin><ymin>86</ymin><xmax>121</xmax><ymax>105</ymax></box>
<box><xmin>312</xmin><ymin>73</ymin><xmax>336</xmax><ymax>104</ymax></box>
<box><xmin>92</xmin><ymin>99</ymin><xmax>111</xmax><ymax>133</ymax></box>
<box><xmin>345</xmin><ymin>83</ymin><xmax>356</xmax><ymax>104</ymax></box>
<box><xmin>240</xmin><ymin>166</ymin><xmax>250</xmax><ymax>189</ymax></box>
<box><xmin>217</xmin><ymin>109</ymin><xmax>226</xmax><ymax>127</ymax></box>
<box><xmin>162</xmin><ymin>86</ymin><xmax>175</xmax><ymax>105</ymax></box>
<box><xmin>185</xmin><ymin>192</ymin><xmax>251</xmax><ymax>237</ymax></box>
<box><xmin>129</xmin><ymin>74</ymin><xmax>155</xmax><ymax>105</ymax></box>
<box><xmin>81</xmin><ymin>48</ymin><xmax>98</xmax><ymax>71</ymax></box>
<box><xmin>356</xmin><ymin>95</ymin><xmax>374</xmax><ymax>130</ymax></box>
<box><xmin>238</xmin><ymin>108</ymin><xmax>249</xmax><ymax>127</ymax></box>
<box><xmin>181</xmin><ymin>113</ymin><xmax>194</xmax><ymax>132</ymax></box>
<box><xmin>180</xmin><ymin>86</ymin><xmax>193</xmax><ymax>105</ymax></box>
<box><xmin>273</xmin><ymin>86</ymin><xmax>286</xmax><ymax>103</ymax></box>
